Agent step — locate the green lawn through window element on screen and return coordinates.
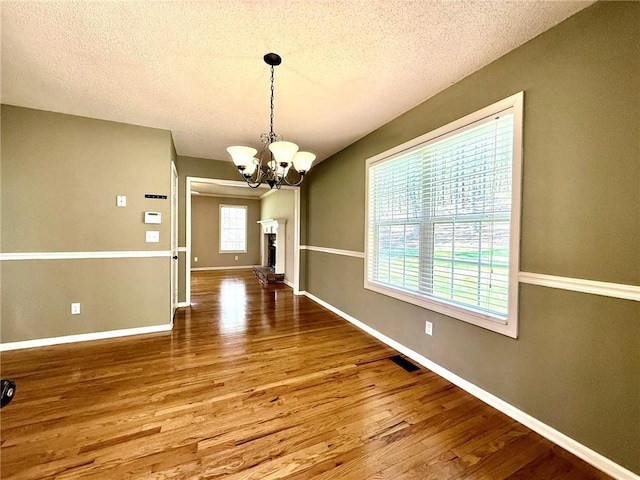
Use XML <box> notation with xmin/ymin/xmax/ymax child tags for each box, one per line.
<box><xmin>375</xmin><ymin>248</ymin><xmax>509</xmax><ymax>314</ymax></box>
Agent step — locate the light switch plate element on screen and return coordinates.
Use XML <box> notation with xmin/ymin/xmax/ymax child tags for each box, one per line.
<box><xmin>146</xmin><ymin>231</ymin><xmax>159</xmax><ymax>243</ymax></box>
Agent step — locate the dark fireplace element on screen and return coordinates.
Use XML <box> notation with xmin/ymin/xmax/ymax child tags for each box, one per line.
<box><xmin>267</xmin><ymin>233</ymin><xmax>276</xmax><ymax>269</ymax></box>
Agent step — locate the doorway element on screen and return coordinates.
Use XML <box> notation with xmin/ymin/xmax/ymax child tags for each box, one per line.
<box><xmin>184</xmin><ymin>177</ymin><xmax>301</xmax><ymax>305</ymax></box>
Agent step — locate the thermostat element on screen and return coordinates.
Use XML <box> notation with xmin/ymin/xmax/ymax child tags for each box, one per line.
<box><xmin>144</xmin><ymin>211</ymin><xmax>162</xmax><ymax>224</ymax></box>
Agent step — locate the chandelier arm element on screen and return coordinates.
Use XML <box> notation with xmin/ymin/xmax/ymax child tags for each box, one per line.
<box><xmin>245</xmin><ymin>179</ymin><xmax>264</xmax><ymax>189</ymax></box>
<box><xmin>243</xmin><ymin>166</ymin><xmax>266</xmax><ymax>188</ymax></box>
<box><xmin>281</xmin><ymin>169</ymin><xmax>306</xmax><ymax>187</ymax></box>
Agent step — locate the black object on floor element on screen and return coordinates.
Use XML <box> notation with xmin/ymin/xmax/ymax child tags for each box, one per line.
<box><xmin>389</xmin><ymin>355</ymin><xmax>420</xmax><ymax>372</ymax></box>
<box><xmin>1</xmin><ymin>379</ymin><xmax>16</xmax><ymax>408</ymax></box>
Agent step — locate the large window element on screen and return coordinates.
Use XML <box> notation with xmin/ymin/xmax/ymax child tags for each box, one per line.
<box><xmin>219</xmin><ymin>205</ymin><xmax>247</xmax><ymax>253</ymax></box>
<box><xmin>365</xmin><ymin>93</ymin><xmax>523</xmax><ymax>337</ymax></box>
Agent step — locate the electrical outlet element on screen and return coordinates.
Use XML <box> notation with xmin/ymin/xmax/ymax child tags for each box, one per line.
<box><xmin>194</xmin><ymin>256</ymin><xmax>198</xmax><ymax>262</ymax></box>
<box><xmin>71</xmin><ymin>303</ymin><xmax>81</xmax><ymax>315</ymax></box>
<box><xmin>235</xmin><ymin>255</ymin><xmax>238</xmax><ymax>261</ymax></box>
<box><xmin>425</xmin><ymin>320</ymin><xmax>433</xmax><ymax>336</ymax></box>
<box><xmin>116</xmin><ymin>195</ymin><xmax>126</xmax><ymax>207</ymax></box>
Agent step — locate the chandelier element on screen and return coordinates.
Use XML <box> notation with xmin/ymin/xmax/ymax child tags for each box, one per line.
<box><xmin>227</xmin><ymin>53</ymin><xmax>315</xmax><ymax>189</ymax></box>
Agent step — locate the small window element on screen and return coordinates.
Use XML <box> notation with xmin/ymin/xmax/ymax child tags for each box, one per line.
<box><xmin>219</xmin><ymin>205</ymin><xmax>247</xmax><ymax>253</ymax></box>
<box><xmin>365</xmin><ymin>93</ymin><xmax>523</xmax><ymax>337</ymax></box>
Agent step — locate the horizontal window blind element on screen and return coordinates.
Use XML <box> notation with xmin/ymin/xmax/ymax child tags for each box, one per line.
<box><xmin>367</xmin><ymin>112</ymin><xmax>515</xmax><ymax>322</ymax></box>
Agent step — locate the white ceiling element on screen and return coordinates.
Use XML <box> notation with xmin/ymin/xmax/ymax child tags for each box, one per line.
<box><xmin>1</xmin><ymin>0</ymin><xmax>594</xmax><ymax>164</ymax></box>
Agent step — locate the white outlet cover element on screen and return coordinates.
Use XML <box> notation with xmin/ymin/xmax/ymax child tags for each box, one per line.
<box><xmin>71</xmin><ymin>303</ymin><xmax>81</xmax><ymax>314</ymax></box>
<box><xmin>146</xmin><ymin>231</ymin><xmax>159</xmax><ymax>243</ymax></box>
<box><xmin>116</xmin><ymin>195</ymin><xmax>127</xmax><ymax>207</ymax></box>
<box><xmin>425</xmin><ymin>321</ymin><xmax>433</xmax><ymax>336</ymax></box>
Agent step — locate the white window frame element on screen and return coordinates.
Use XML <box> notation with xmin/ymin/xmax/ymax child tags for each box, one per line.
<box><xmin>364</xmin><ymin>92</ymin><xmax>523</xmax><ymax>338</ymax></box>
<box><xmin>219</xmin><ymin>204</ymin><xmax>248</xmax><ymax>254</ymax></box>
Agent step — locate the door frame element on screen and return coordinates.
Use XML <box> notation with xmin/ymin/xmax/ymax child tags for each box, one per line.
<box><xmin>185</xmin><ymin>176</ymin><xmax>302</xmax><ymax>305</ymax></box>
<box><xmin>170</xmin><ymin>161</ymin><xmax>179</xmax><ymax>324</ymax></box>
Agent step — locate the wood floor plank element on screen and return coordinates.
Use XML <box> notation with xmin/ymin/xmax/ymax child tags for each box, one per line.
<box><xmin>0</xmin><ymin>270</ymin><xmax>613</xmax><ymax>479</ymax></box>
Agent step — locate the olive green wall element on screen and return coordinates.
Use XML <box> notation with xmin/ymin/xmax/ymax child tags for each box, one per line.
<box><xmin>175</xmin><ymin>155</ymin><xmax>239</xmax><ymax>246</ymax></box>
<box><xmin>1</xmin><ymin>105</ymin><xmax>173</xmax><ymax>343</ymax></box>
<box><xmin>191</xmin><ymin>196</ymin><xmax>261</xmax><ymax>268</ymax></box>
<box><xmin>2</xmin><ymin>258</ymin><xmax>170</xmax><ymax>341</ymax></box>
<box><xmin>260</xmin><ymin>189</ymin><xmax>296</xmax><ymax>283</ymax></box>
<box><xmin>303</xmin><ymin>1</ymin><xmax>639</xmax><ymax>474</ymax></box>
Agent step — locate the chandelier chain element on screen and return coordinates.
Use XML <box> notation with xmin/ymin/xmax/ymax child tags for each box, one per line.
<box><xmin>269</xmin><ymin>64</ymin><xmax>275</xmax><ymax>141</ymax></box>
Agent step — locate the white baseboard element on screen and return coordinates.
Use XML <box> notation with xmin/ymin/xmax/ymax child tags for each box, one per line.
<box><xmin>177</xmin><ymin>302</ymin><xmax>190</xmax><ymax>308</ymax></box>
<box><xmin>191</xmin><ymin>265</ymin><xmax>256</xmax><ymax>271</ymax></box>
<box><xmin>303</xmin><ymin>291</ymin><xmax>639</xmax><ymax>480</ymax></box>
<box><xmin>284</xmin><ymin>280</ymin><xmax>294</xmax><ymax>289</ymax></box>
<box><xmin>0</xmin><ymin>324</ymin><xmax>172</xmax><ymax>352</ymax></box>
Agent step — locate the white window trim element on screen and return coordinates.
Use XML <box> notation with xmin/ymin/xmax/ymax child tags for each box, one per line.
<box><xmin>219</xmin><ymin>204</ymin><xmax>248</xmax><ymax>254</ymax></box>
<box><xmin>364</xmin><ymin>92</ymin><xmax>523</xmax><ymax>338</ymax></box>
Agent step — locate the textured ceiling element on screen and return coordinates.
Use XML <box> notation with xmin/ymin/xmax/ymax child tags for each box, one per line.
<box><xmin>1</xmin><ymin>0</ymin><xmax>594</xmax><ymax>164</ymax></box>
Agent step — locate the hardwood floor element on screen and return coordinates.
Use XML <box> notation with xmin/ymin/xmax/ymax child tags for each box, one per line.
<box><xmin>1</xmin><ymin>270</ymin><xmax>611</xmax><ymax>479</ymax></box>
